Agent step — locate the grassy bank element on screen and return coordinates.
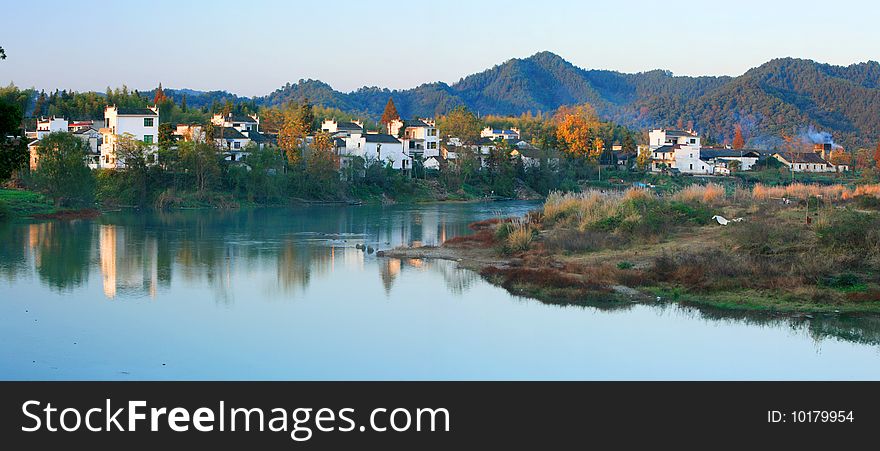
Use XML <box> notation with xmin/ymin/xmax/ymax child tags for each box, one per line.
<box><xmin>0</xmin><ymin>188</ymin><xmax>59</xmax><ymax>218</ymax></box>
<box><xmin>391</xmin><ymin>182</ymin><xmax>880</xmax><ymax>314</ymax></box>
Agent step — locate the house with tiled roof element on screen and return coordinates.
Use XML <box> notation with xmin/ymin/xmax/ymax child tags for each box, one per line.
<box><xmin>772</xmin><ymin>151</ymin><xmax>838</xmax><ymax>172</ymax></box>
<box><xmin>340</xmin><ymin>131</ymin><xmax>409</xmax><ymax>170</ymax></box>
<box><xmin>480</xmin><ymin>126</ymin><xmax>520</xmax><ymax>140</ymax></box>
<box><xmin>99</xmin><ymin>105</ymin><xmax>159</xmax><ymax>169</ymax></box>
<box><xmin>387</xmin><ymin>118</ymin><xmax>440</xmax><ymax>161</ymax></box>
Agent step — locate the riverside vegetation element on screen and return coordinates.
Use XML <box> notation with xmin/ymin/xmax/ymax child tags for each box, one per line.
<box><xmin>386</xmin><ymin>183</ymin><xmax>880</xmax><ymax>313</ymax></box>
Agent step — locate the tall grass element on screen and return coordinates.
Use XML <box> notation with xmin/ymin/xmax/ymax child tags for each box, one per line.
<box><xmin>752</xmin><ymin>183</ymin><xmax>880</xmax><ymax>201</ymax></box>
<box><xmin>671</xmin><ymin>183</ymin><xmax>726</xmax><ymax>204</ymax></box>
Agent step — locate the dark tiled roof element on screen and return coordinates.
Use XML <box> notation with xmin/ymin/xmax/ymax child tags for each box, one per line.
<box><xmin>700</xmin><ymin>148</ymin><xmax>761</xmax><ymax>159</ymax></box>
<box><xmin>245</xmin><ymin>130</ymin><xmax>270</xmax><ymax>142</ymax></box>
<box><xmin>116</xmin><ymin>108</ymin><xmax>157</xmax><ymax>116</ymax></box>
<box><xmin>652</xmin><ymin>145</ymin><xmax>677</xmax><ymax>153</ymax></box>
<box><xmin>333</xmin><ymin>138</ymin><xmax>346</xmax><ymax>147</ymax></box>
<box><xmin>774</xmin><ymin>152</ymin><xmax>830</xmax><ymax>164</ymax></box>
<box><xmin>212</xmin><ymin>127</ymin><xmax>246</xmax><ymax>140</ymax></box>
<box><xmin>663</xmin><ymin>129</ymin><xmax>696</xmax><ymax>137</ymax></box>
<box><xmin>227</xmin><ymin>114</ymin><xmax>256</xmax><ymax>123</ymax></box>
<box><xmin>518</xmin><ymin>147</ymin><xmax>561</xmax><ymax>159</ymax></box>
<box><xmin>403</xmin><ymin>119</ymin><xmax>430</xmax><ymax>128</ymax></box>
<box><xmin>335</xmin><ymin>121</ymin><xmax>363</xmax><ymax>131</ymax></box>
<box><xmin>703</xmin><ymin>146</ymin><xmax>773</xmax><ymax>156</ymax></box>
<box><xmin>364</xmin><ymin>133</ymin><xmax>400</xmax><ymax>144</ymax></box>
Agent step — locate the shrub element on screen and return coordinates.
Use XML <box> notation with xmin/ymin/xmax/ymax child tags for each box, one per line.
<box><xmin>816</xmin><ymin>210</ymin><xmax>880</xmax><ymax>259</ymax></box>
<box><xmin>617</xmin><ymin>261</ymin><xmax>634</xmax><ymax>270</ymax></box>
<box><xmin>855</xmin><ymin>195</ymin><xmax>880</xmax><ymax>210</ymax></box>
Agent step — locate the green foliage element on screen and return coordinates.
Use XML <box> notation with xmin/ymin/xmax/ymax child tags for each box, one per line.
<box><xmin>816</xmin><ymin>210</ymin><xmax>880</xmax><ymax>259</ymax></box>
<box><xmin>33</xmin><ymin>132</ymin><xmax>95</xmax><ymax>207</ymax></box>
<box><xmin>0</xmin><ymin>188</ymin><xmax>56</xmax><ymax>216</ymax></box>
<box><xmin>617</xmin><ymin>261</ymin><xmax>634</xmax><ymax>270</ymax></box>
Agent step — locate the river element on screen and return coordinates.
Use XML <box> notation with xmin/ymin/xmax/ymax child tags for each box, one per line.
<box><xmin>1</xmin><ymin>201</ymin><xmax>879</xmax><ymax>380</ymax></box>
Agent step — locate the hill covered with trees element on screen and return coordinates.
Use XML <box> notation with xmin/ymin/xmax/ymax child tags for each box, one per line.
<box><xmin>5</xmin><ymin>52</ymin><xmax>879</xmax><ymax>148</ymax></box>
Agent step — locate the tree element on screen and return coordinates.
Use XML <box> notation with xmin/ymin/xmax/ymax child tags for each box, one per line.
<box><xmin>33</xmin><ymin>132</ymin><xmax>95</xmax><ymax>207</ymax></box>
<box><xmin>299</xmin><ymin>131</ymin><xmax>340</xmax><ymax>197</ymax></box>
<box><xmin>0</xmin><ymin>46</ymin><xmax>5</xmax><ymax>60</ymax></box>
<box><xmin>555</xmin><ymin>103</ymin><xmax>600</xmax><ymax>159</ymax></box>
<box><xmin>278</xmin><ymin>101</ymin><xmax>313</xmax><ymax>166</ymax></box>
<box><xmin>153</xmin><ymin>83</ymin><xmax>167</xmax><ymax>104</ymax></box>
<box><xmin>437</xmin><ymin>106</ymin><xmax>482</xmax><ymax>145</ymax></box>
<box><xmin>114</xmin><ymin>133</ymin><xmax>154</xmax><ymax>206</ymax></box>
<box><xmin>854</xmin><ymin>148</ymin><xmax>874</xmax><ymax>171</ymax></box>
<box><xmin>0</xmin><ymin>99</ymin><xmax>27</xmax><ymax>183</ymax></box>
<box><xmin>178</xmin><ymin>141</ymin><xmax>220</xmax><ymax>193</ymax></box>
<box><xmin>636</xmin><ymin>146</ymin><xmax>652</xmax><ymax>170</ymax></box>
<box><xmin>874</xmin><ymin>142</ymin><xmax>880</xmax><ymax>171</ymax></box>
<box><xmin>727</xmin><ymin>160</ymin><xmax>742</xmax><ymax>172</ymax></box>
<box><xmin>238</xmin><ymin>144</ymin><xmax>286</xmax><ymax>203</ymax></box>
<box><xmin>829</xmin><ymin>149</ymin><xmax>851</xmax><ymax>167</ymax></box>
<box><xmin>33</xmin><ymin>90</ymin><xmax>47</xmax><ymax>118</ymax></box>
<box><xmin>732</xmin><ymin>124</ymin><xmax>745</xmax><ymax>149</ymax></box>
<box><xmin>380</xmin><ymin>98</ymin><xmax>400</xmax><ymax>128</ymax></box>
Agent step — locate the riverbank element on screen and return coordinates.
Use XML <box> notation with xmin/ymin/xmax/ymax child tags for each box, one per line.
<box><xmin>381</xmin><ymin>186</ymin><xmax>880</xmax><ymax>314</ymax></box>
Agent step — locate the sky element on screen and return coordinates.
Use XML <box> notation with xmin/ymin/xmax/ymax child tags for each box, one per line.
<box><xmin>1</xmin><ymin>0</ymin><xmax>878</xmax><ymax>97</ymax></box>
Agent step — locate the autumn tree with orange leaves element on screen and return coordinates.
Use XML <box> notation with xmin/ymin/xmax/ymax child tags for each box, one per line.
<box><xmin>732</xmin><ymin>124</ymin><xmax>745</xmax><ymax>149</ymax></box>
<box><xmin>555</xmin><ymin>103</ymin><xmax>608</xmax><ymax>179</ymax></box>
<box><xmin>555</xmin><ymin>104</ymin><xmax>601</xmax><ymax>159</ymax></box>
<box><xmin>874</xmin><ymin>142</ymin><xmax>880</xmax><ymax>171</ymax></box>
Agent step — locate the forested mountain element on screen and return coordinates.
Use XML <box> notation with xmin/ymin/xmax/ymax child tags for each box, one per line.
<box><xmin>7</xmin><ymin>52</ymin><xmax>879</xmax><ymax>148</ymax></box>
<box><xmin>255</xmin><ymin>52</ymin><xmax>879</xmax><ymax>148</ymax></box>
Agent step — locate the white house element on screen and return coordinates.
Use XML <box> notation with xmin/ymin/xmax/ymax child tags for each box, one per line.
<box><xmin>649</xmin><ymin>129</ymin><xmax>718</xmax><ymax>174</ymax></box>
<box><xmin>699</xmin><ymin>148</ymin><xmax>761</xmax><ymax>174</ymax></box>
<box><xmin>772</xmin><ymin>152</ymin><xmax>837</xmax><ymax>173</ymax></box>
<box><xmin>480</xmin><ymin>126</ymin><xmax>520</xmax><ymax>140</ymax></box>
<box><xmin>321</xmin><ymin>119</ymin><xmax>364</xmax><ymax>137</ymax></box>
<box><xmin>68</xmin><ymin>120</ymin><xmax>101</xmax><ymax>133</ymax></box>
<box><xmin>341</xmin><ymin>132</ymin><xmax>409</xmax><ymax>170</ymax></box>
<box><xmin>212</xmin><ymin>113</ymin><xmax>259</xmax><ymax>132</ymax></box>
<box><xmin>35</xmin><ymin>116</ymin><xmax>68</xmax><ymax>139</ymax></box>
<box><xmin>388</xmin><ymin>118</ymin><xmax>440</xmax><ymax>158</ymax></box>
<box><xmin>99</xmin><ymin>106</ymin><xmax>159</xmax><ymax>169</ymax></box>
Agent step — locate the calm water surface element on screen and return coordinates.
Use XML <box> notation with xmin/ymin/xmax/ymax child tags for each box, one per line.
<box><xmin>1</xmin><ymin>201</ymin><xmax>879</xmax><ymax>380</ymax></box>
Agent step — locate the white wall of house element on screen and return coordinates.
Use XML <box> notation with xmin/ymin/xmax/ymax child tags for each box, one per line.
<box><xmin>212</xmin><ymin>113</ymin><xmax>260</xmax><ymax>132</ymax></box>
<box><xmin>648</xmin><ymin>129</ymin><xmax>700</xmax><ymax>149</ymax></box>
<box><xmin>480</xmin><ymin>127</ymin><xmax>520</xmax><ymax>140</ymax></box>
<box><xmin>772</xmin><ymin>155</ymin><xmax>836</xmax><ymax>172</ymax></box>
<box><xmin>100</xmin><ymin>106</ymin><xmax>159</xmax><ymax>169</ymax></box>
<box><xmin>36</xmin><ymin>117</ymin><xmax>68</xmax><ymax>139</ymax></box>
<box><xmin>342</xmin><ymin>133</ymin><xmax>408</xmax><ymax>170</ymax></box>
<box><xmin>718</xmin><ymin>156</ymin><xmax>758</xmax><ymax>171</ymax></box>
<box><xmin>673</xmin><ymin>145</ymin><xmax>713</xmax><ymax>174</ymax></box>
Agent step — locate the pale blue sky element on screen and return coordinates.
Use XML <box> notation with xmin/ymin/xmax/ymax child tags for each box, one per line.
<box><xmin>1</xmin><ymin>0</ymin><xmax>877</xmax><ymax>97</ymax></box>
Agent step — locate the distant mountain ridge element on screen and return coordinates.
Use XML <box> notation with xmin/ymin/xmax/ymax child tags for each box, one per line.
<box><xmin>158</xmin><ymin>52</ymin><xmax>880</xmax><ymax>148</ymax></box>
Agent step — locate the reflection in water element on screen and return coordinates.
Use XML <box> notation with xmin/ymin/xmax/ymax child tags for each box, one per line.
<box><xmin>0</xmin><ymin>204</ymin><xmax>512</xmax><ymax>303</ymax></box>
<box><xmin>2</xmin><ymin>202</ymin><xmax>880</xmax><ymax>351</ymax></box>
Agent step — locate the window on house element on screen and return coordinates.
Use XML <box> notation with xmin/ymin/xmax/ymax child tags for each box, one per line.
<box><xmin>690</xmin><ymin>138</ymin><xmax>696</xmax><ymax>144</ymax></box>
<box><xmin>428</xmin><ymin>129</ymin><xmax>437</xmax><ymax>136</ymax></box>
<box><xmin>689</xmin><ymin>164</ymin><xmax>693</xmax><ymax>170</ymax></box>
<box><xmin>233</xmin><ymin>141</ymin><xmax>240</xmax><ymax>149</ymax></box>
<box><xmin>144</xmin><ymin>118</ymin><xmax>154</xmax><ymax>127</ymax></box>
<box><xmin>233</xmin><ymin>123</ymin><xmax>241</xmax><ymax>128</ymax></box>
<box><xmin>143</xmin><ymin>135</ymin><xmax>153</xmax><ymax>144</ymax></box>
<box><xmin>428</xmin><ymin>142</ymin><xmax>437</xmax><ymax>149</ymax></box>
